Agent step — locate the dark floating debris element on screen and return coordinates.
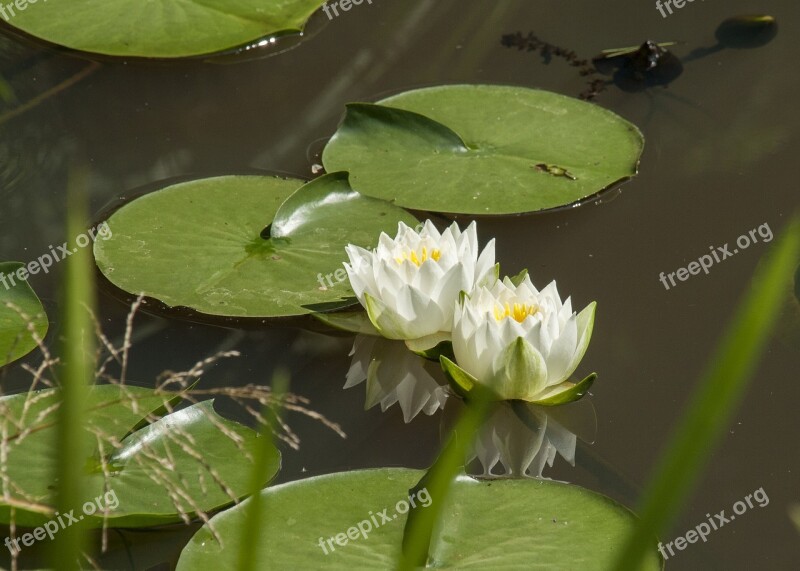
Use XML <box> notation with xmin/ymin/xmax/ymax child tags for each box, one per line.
<box><xmin>501</xmin><ymin>32</ymin><xmax>683</xmax><ymax>99</ymax></box>
<box><xmin>501</xmin><ymin>31</ymin><xmax>592</xmax><ymax>71</ymax></box>
<box><xmin>501</xmin><ymin>31</ymin><xmax>608</xmax><ymax>100</ymax></box>
<box><xmin>503</xmin><ymin>15</ymin><xmax>777</xmax><ymax>100</ymax></box>
<box><xmin>593</xmin><ymin>41</ymin><xmax>684</xmax><ymax>92</ymax></box>
<box><xmin>715</xmin><ymin>15</ymin><xmax>778</xmax><ymax>49</ymax></box>
<box><xmin>533</xmin><ymin>163</ymin><xmax>577</xmax><ymax>181</ymax></box>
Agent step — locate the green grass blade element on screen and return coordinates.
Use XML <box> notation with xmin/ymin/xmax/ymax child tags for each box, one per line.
<box><xmin>396</xmin><ymin>385</ymin><xmax>495</xmax><ymax>570</ymax></box>
<box><xmin>51</xmin><ymin>168</ymin><xmax>94</xmax><ymax>571</ymax></box>
<box><xmin>611</xmin><ymin>218</ymin><xmax>800</xmax><ymax>570</ymax></box>
<box><xmin>790</xmin><ymin>505</ymin><xmax>800</xmax><ymax>534</ymax></box>
<box><xmin>236</xmin><ymin>370</ymin><xmax>289</xmax><ymax>571</ymax></box>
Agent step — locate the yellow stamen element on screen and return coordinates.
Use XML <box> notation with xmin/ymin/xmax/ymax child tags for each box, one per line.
<box><xmin>395</xmin><ymin>246</ymin><xmax>441</xmax><ymax>267</ymax></box>
<box><xmin>494</xmin><ymin>302</ymin><xmax>539</xmax><ymax>323</ymax></box>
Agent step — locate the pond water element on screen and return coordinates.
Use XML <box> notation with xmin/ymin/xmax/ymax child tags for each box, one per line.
<box><xmin>0</xmin><ymin>0</ymin><xmax>798</xmax><ymax>569</ymax></box>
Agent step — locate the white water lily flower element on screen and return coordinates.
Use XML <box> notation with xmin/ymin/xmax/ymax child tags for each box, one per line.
<box><xmin>345</xmin><ymin>220</ymin><xmax>496</xmax><ymax>351</ymax></box>
<box><xmin>449</xmin><ymin>274</ymin><xmax>596</xmax><ymax>403</ymax></box>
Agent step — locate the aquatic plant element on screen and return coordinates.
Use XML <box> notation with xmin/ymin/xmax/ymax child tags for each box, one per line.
<box><xmin>345</xmin><ymin>220</ymin><xmax>496</xmax><ymax>352</ymax></box>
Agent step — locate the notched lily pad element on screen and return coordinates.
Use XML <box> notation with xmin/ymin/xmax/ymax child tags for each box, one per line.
<box><xmin>322</xmin><ymin>85</ymin><xmax>644</xmax><ymax>215</ymax></box>
<box><xmin>5</xmin><ymin>0</ymin><xmax>329</xmax><ymax>58</ymax></box>
<box><xmin>0</xmin><ymin>261</ymin><xmax>48</xmax><ymax>367</ymax></box>
<box><xmin>93</xmin><ymin>173</ymin><xmax>418</xmax><ymax>320</ymax></box>
<box><xmin>0</xmin><ymin>385</ymin><xmax>280</xmax><ymax>527</ymax></box>
<box><xmin>176</xmin><ymin>468</ymin><xmax>662</xmax><ymax>570</ymax></box>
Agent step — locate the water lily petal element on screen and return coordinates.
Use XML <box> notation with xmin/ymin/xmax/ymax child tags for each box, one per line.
<box><xmin>363</xmin><ymin>293</ymin><xmax>411</xmax><ymax>339</ymax></box>
<box><xmin>522</xmin><ymin>319</ymin><xmax>543</xmax><ymax>353</ymax></box>
<box><xmin>562</xmin><ymin>302</ymin><xmax>597</xmax><ymax>381</ymax></box>
<box><xmin>432</xmin><ymin>265</ymin><xmax>469</xmax><ymax>317</ymax></box>
<box><xmin>344</xmin><ymin>264</ymin><xmax>369</xmax><ymax>301</ymax></box>
<box><xmin>344</xmin><ymin>335</ymin><xmax>377</xmax><ymax>388</ymax></box>
<box><xmin>497</xmin><ymin>314</ymin><xmax>528</xmax><ymax>347</ymax></box>
<box><xmin>475</xmin><ymin>238</ymin><xmax>497</xmax><ymax>286</ymax></box>
<box><xmin>558</xmin><ymin>296</ymin><xmax>573</xmax><ymax>325</ymax></box>
<box><xmin>457</xmin><ymin>320</ymin><xmax>494</xmax><ymax>382</ymax></box>
<box><xmin>409</xmin><ymin>286</ymin><xmax>445</xmax><ymax>334</ymax></box>
<box><xmin>411</xmin><ymin>255</ymin><xmax>443</xmax><ymax>290</ymax></box>
<box><xmin>544</xmin><ymin>313</ymin><xmax>578</xmax><ymax>385</ymax></box>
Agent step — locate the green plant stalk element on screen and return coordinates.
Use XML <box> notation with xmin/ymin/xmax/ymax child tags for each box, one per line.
<box><xmin>611</xmin><ymin>218</ymin><xmax>800</xmax><ymax>570</ymax></box>
<box><xmin>397</xmin><ymin>387</ymin><xmax>495</xmax><ymax>570</ymax></box>
<box><xmin>50</xmin><ymin>169</ymin><xmax>94</xmax><ymax>571</ymax></box>
<box><xmin>236</xmin><ymin>370</ymin><xmax>289</xmax><ymax>571</ymax></box>
<box><xmin>790</xmin><ymin>505</ymin><xmax>800</xmax><ymax>534</ymax></box>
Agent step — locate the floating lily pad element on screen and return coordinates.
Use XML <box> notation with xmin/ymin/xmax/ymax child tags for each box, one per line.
<box><xmin>5</xmin><ymin>0</ymin><xmax>328</xmax><ymax>58</ymax></box>
<box><xmin>0</xmin><ymin>385</ymin><xmax>280</xmax><ymax>528</ymax></box>
<box><xmin>93</xmin><ymin>173</ymin><xmax>418</xmax><ymax>319</ymax></box>
<box><xmin>176</xmin><ymin>468</ymin><xmax>661</xmax><ymax>570</ymax></box>
<box><xmin>322</xmin><ymin>85</ymin><xmax>644</xmax><ymax>215</ymax></box>
<box><xmin>0</xmin><ymin>262</ymin><xmax>48</xmax><ymax>367</ymax></box>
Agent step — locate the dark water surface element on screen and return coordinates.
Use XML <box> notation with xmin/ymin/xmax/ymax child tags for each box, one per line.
<box><xmin>0</xmin><ymin>0</ymin><xmax>798</xmax><ymax>569</ymax></box>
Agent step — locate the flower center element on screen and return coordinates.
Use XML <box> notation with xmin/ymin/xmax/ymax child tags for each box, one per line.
<box><xmin>395</xmin><ymin>246</ymin><xmax>441</xmax><ymax>267</ymax></box>
<box><xmin>493</xmin><ymin>302</ymin><xmax>539</xmax><ymax>323</ymax></box>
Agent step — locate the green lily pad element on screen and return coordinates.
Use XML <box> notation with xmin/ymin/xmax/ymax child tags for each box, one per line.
<box><xmin>5</xmin><ymin>0</ymin><xmax>328</xmax><ymax>58</ymax></box>
<box><xmin>93</xmin><ymin>173</ymin><xmax>418</xmax><ymax>319</ymax></box>
<box><xmin>322</xmin><ymin>85</ymin><xmax>644</xmax><ymax>215</ymax></box>
<box><xmin>176</xmin><ymin>468</ymin><xmax>662</xmax><ymax>570</ymax></box>
<box><xmin>0</xmin><ymin>262</ymin><xmax>48</xmax><ymax>367</ymax></box>
<box><xmin>0</xmin><ymin>385</ymin><xmax>280</xmax><ymax>528</ymax></box>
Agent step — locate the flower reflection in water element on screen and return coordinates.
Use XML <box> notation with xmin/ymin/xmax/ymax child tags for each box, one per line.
<box><xmin>436</xmin><ymin>398</ymin><xmax>596</xmax><ymax>480</ymax></box>
<box><xmin>343</xmin><ymin>333</ymin><xmax>596</xmax><ymax>480</ymax></box>
<box><xmin>345</xmin><ymin>334</ymin><xmax>450</xmax><ymax>423</ymax></box>
<box><xmin>469</xmin><ymin>402</ymin><xmax>580</xmax><ymax>479</ymax></box>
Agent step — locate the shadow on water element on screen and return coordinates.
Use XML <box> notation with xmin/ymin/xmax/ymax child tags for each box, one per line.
<box><xmin>0</xmin><ymin>524</ymin><xmax>199</xmax><ymax>570</ymax></box>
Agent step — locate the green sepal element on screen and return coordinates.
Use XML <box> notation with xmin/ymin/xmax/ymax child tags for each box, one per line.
<box><xmin>406</xmin><ymin>339</ymin><xmax>454</xmax><ymax>361</ymax></box>
<box><xmin>509</xmin><ymin>268</ymin><xmax>529</xmax><ymax>287</ymax></box>
<box><xmin>495</xmin><ymin>337</ymin><xmax>548</xmax><ymax>401</ymax></box>
<box><xmin>312</xmin><ymin>310</ymin><xmax>380</xmax><ymax>336</ymax></box>
<box><xmin>532</xmin><ymin>373</ymin><xmax>597</xmax><ymax>406</ymax></box>
<box><xmin>439</xmin><ymin>355</ymin><xmax>477</xmax><ymax>398</ymax></box>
